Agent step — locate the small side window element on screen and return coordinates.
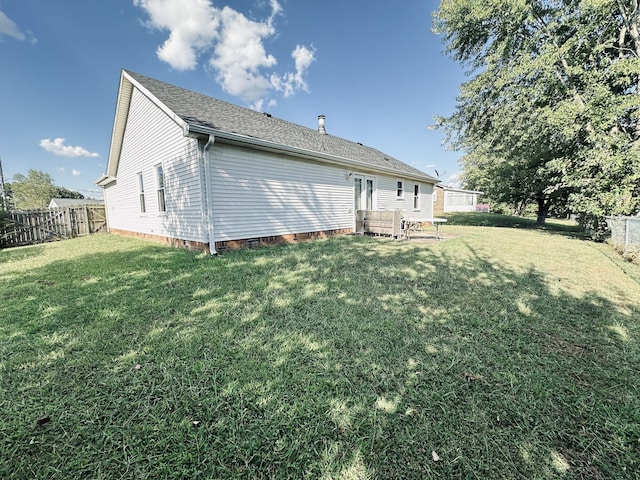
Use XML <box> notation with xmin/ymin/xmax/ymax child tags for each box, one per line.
<box><xmin>396</xmin><ymin>180</ymin><xmax>404</xmax><ymax>199</ymax></box>
<box><xmin>413</xmin><ymin>183</ymin><xmax>420</xmax><ymax>209</ymax></box>
<box><xmin>156</xmin><ymin>164</ymin><xmax>166</xmax><ymax>213</ymax></box>
<box><xmin>137</xmin><ymin>172</ymin><xmax>146</xmax><ymax>214</ymax></box>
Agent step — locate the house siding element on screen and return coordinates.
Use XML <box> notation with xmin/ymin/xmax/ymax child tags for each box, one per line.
<box><xmin>375</xmin><ymin>176</ymin><xmax>434</xmax><ymax>217</ymax></box>
<box><xmin>103</xmin><ymin>88</ymin><xmax>206</xmax><ymax>243</ymax></box>
<box><xmin>101</xmin><ymin>74</ymin><xmax>439</xmax><ymax>251</ymax></box>
<box><xmin>209</xmin><ymin>144</ymin><xmax>354</xmax><ymax>241</ymax></box>
<box><xmin>207</xmin><ymin>144</ymin><xmax>435</xmax><ymax>243</ymax></box>
<box><xmin>418</xmin><ymin>181</ymin><xmax>435</xmax><ymax>217</ymax></box>
<box><xmin>434</xmin><ymin>186</ymin><xmax>445</xmax><ymax>216</ymax></box>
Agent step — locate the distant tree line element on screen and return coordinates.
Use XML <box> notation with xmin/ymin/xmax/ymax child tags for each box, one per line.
<box><xmin>1</xmin><ymin>169</ymin><xmax>84</xmax><ymax>211</ymax></box>
<box><xmin>434</xmin><ymin>0</ymin><xmax>640</xmax><ymax>237</ymax></box>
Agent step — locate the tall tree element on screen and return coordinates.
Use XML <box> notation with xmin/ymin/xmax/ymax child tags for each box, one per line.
<box><xmin>8</xmin><ymin>170</ymin><xmax>84</xmax><ymax>210</ymax></box>
<box><xmin>433</xmin><ymin>0</ymin><xmax>640</xmax><ymax>234</ymax></box>
<box><xmin>55</xmin><ymin>186</ymin><xmax>85</xmax><ymax>200</ymax></box>
<box><xmin>10</xmin><ymin>170</ymin><xmax>57</xmax><ymax>210</ymax></box>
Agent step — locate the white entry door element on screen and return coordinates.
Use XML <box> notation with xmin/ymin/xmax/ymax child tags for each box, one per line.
<box><xmin>354</xmin><ymin>175</ymin><xmax>375</xmax><ymax>213</ymax></box>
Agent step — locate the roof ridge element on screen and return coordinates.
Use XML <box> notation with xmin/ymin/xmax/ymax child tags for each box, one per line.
<box><xmin>123</xmin><ymin>70</ymin><xmax>437</xmax><ymax>182</ymax></box>
<box><xmin>126</xmin><ymin>70</ymin><xmax>358</xmax><ymax>144</ymax></box>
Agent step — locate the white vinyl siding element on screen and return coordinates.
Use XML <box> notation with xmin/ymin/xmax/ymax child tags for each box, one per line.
<box><xmin>102</xmin><ymin>85</ymin><xmax>439</xmax><ymax>245</ymax></box>
<box><xmin>375</xmin><ymin>176</ymin><xmax>434</xmax><ymax>217</ymax></box>
<box><xmin>102</xmin><ymin>88</ymin><xmax>206</xmax><ymax>242</ymax></box>
<box><xmin>207</xmin><ymin>145</ymin><xmax>437</xmax><ymax>242</ymax></box>
<box><xmin>209</xmin><ymin>144</ymin><xmax>354</xmax><ymax>241</ymax></box>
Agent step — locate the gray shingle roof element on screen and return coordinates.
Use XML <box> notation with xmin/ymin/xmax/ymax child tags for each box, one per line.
<box><xmin>126</xmin><ymin>71</ymin><xmax>436</xmax><ymax>182</ymax></box>
<box><xmin>50</xmin><ymin>198</ymin><xmax>104</xmax><ymax>207</ymax></box>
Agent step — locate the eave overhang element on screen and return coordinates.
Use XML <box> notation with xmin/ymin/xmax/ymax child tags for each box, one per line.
<box><xmin>185</xmin><ymin>124</ymin><xmax>439</xmax><ymax>185</ymax></box>
<box><xmin>96</xmin><ymin>70</ymin><xmax>190</xmax><ymax>186</ymax></box>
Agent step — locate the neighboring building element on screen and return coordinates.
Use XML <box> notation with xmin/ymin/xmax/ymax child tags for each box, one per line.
<box><xmin>433</xmin><ymin>185</ymin><xmax>485</xmax><ymax>215</ymax></box>
<box><xmin>49</xmin><ymin>198</ymin><xmax>104</xmax><ymax>209</ymax></box>
<box><xmin>96</xmin><ymin>70</ymin><xmax>439</xmax><ymax>253</ymax></box>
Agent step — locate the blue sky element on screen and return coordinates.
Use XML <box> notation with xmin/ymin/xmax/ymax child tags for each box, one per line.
<box><xmin>0</xmin><ymin>0</ymin><xmax>466</xmax><ymax>199</ymax></box>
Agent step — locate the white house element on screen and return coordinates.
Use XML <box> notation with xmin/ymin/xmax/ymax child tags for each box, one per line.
<box><xmin>433</xmin><ymin>185</ymin><xmax>485</xmax><ymax>215</ymax></box>
<box><xmin>96</xmin><ymin>70</ymin><xmax>439</xmax><ymax>253</ymax></box>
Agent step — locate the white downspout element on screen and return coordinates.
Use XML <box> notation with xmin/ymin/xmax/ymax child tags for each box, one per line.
<box><xmin>202</xmin><ymin>134</ymin><xmax>217</xmax><ymax>255</ymax></box>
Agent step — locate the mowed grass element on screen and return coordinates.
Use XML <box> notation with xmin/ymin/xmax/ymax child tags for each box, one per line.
<box><xmin>442</xmin><ymin>212</ymin><xmax>583</xmax><ymax>233</ymax></box>
<box><xmin>1</xmin><ymin>224</ymin><xmax>639</xmax><ymax>479</ymax></box>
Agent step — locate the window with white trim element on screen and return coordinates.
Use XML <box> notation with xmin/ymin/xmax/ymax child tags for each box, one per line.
<box><xmin>447</xmin><ymin>192</ymin><xmax>475</xmax><ymax>207</ymax></box>
<box><xmin>156</xmin><ymin>164</ymin><xmax>166</xmax><ymax>213</ymax></box>
<box><xmin>413</xmin><ymin>183</ymin><xmax>420</xmax><ymax>209</ymax></box>
<box><xmin>366</xmin><ymin>178</ymin><xmax>374</xmax><ymax>210</ymax></box>
<box><xmin>137</xmin><ymin>172</ymin><xmax>146</xmax><ymax>214</ymax></box>
<box><xmin>396</xmin><ymin>180</ymin><xmax>404</xmax><ymax>199</ymax></box>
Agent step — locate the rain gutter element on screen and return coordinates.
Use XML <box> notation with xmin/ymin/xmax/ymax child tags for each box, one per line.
<box><xmin>186</xmin><ymin>125</ymin><xmax>438</xmax><ymax>184</ymax></box>
<box><xmin>200</xmin><ymin>134</ymin><xmax>217</xmax><ymax>255</ymax></box>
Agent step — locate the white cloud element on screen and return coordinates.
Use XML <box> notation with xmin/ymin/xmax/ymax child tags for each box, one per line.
<box><xmin>0</xmin><ymin>11</ymin><xmax>36</xmax><ymax>43</ymax></box>
<box><xmin>271</xmin><ymin>44</ymin><xmax>315</xmax><ymax>97</ymax></box>
<box><xmin>72</xmin><ymin>169</ymin><xmax>81</xmax><ymax>176</ymax></box>
<box><xmin>267</xmin><ymin>0</ymin><xmax>282</xmax><ymax>21</ymax></box>
<box><xmin>209</xmin><ymin>5</ymin><xmax>278</xmax><ymax>104</ymax></box>
<box><xmin>40</xmin><ymin>138</ymin><xmax>100</xmax><ymax>158</ymax></box>
<box><xmin>0</xmin><ymin>10</ymin><xmax>24</xmax><ymax>40</ymax></box>
<box><xmin>134</xmin><ymin>0</ymin><xmax>315</xmax><ymax>106</ymax></box>
<box><xmin>134</xmin><ymin>0</ymin><xmax>219</xmax><ymax>70</ymax></box>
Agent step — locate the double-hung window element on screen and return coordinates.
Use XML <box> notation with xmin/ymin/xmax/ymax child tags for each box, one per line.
<box><xmin>366</xmin><ymin>179</ymin><xmax>374</xmax><ymax>210</ymax></box>
<box><xmin>156</xmin><ymin>164</ymin><xmax>166</xmax><ymax>213</ymax></box>
<box><xmin>413</xmin><ymin>183</ymin><xmax>420</xmax><ymax>210</ymax></box>
<box><xmin>137</xmin><ymin>172</ymin><xmax>146</xmax><ymax>214</ymax></box>
<box><xmin>396</xmin><ymin>180</ymin><xmax>404</xmax><ymax>199</ymax></box>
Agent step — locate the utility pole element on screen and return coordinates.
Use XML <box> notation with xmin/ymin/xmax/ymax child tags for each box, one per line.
<box><xmin>0</xmin><ymin>156</ymin><xmax>6</xmax><ymax>211</ymax></box>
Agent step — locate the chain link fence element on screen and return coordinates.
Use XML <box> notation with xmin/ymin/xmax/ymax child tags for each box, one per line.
<box><xmin>606</xmin><ymin>216</ymin><xmax>640</xmax><ymax>260</ymax></box>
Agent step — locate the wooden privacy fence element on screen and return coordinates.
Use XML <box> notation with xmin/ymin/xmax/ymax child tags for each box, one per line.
<box><xmin>0</xmin><ymin>206</ymin><xmax>106</xmax><ymax>248</ymax></box>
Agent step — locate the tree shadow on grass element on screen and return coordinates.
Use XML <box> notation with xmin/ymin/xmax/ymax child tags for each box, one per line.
<box><xmin>444</xmin><ymin>212</ymin><xmax>585</xmax><ymax>238</ymax></box>
<box><xmin>1</xmin><ymin>236</ymin><xmax>638</xmax><ymax>479</ymax></box>
<box><xmin>0</xmin><ymin>244</ymin><xmax>46</xmax><ymax>264</ymax></box>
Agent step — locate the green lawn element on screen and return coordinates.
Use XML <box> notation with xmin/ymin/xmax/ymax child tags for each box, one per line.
<box><xmin>1</xmin><ymin>225</ymin><xmax>639</xmax><ymax>479</ymax></box>
<box><xmin>442</xmin><ymin>212</ymin><xmax>583</xmax><ymax>233</ymax></box>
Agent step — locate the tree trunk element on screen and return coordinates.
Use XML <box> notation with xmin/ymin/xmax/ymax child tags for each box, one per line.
<box><xmin>514</xmin><ymin>199</ymin><xmax>528</xmax><ymax>217</ymax></box>
<box><xmin>617</xmin><ymin>0</ymin><xmax>640</xmax><ymax>146</ymax></box>
<box><xmin>536</xmin><ymin>197</ymin><xmax>549</xmax><ymax>227</ymax></box>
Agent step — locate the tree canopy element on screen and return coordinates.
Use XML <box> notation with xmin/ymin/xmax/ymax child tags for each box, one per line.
<box><xmin>8</xmin><ymin>169</ymin><xmax>84</xmax><ymax>210</ymax></box>
<box><xmin>433</xmin><ymin>0</ymin><xmax>640</xmax><ymax>234</ymax></box>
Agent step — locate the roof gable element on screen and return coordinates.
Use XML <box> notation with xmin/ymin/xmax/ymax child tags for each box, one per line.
<box><xmin>103</xmin><ymin>70</ymin><xmax>438</xmax><ymax>184</ymax></box>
